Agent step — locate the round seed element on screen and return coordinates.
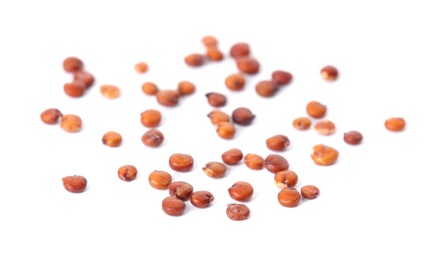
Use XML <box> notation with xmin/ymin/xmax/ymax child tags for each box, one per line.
<box><xmin>343</xmin><ymin>131</ymin><xmax>363</xmax><ymax>145</ymax></box>
<box><xmin>385</xmin><ymin>117</ymin><xmax>406</xmax><ymax>132</ymax></box>
<box><xmin>226</xmin><ymin>203</ymin><xmax>250</xmax><ymax>221</ymax></box>
<box><xmin>292</xmin><ymin>117</ymin><xmax>311</xmax><ymax>130</ymax></box>
<box><xmin>271</xmin><ymin>70</ymin><xmax>292</xmax><ymax>86</ymax></box>
<box><xmin>216</xmin><ymin>122</ymin><xmax>236</xmax><ymax>139</ymax></box>
<box><xmin>141</xmin><ymin>82</ymin><xmax>159</xmax><ymax>96</ymax></box>
<box><xmin>169</xmin><ymin>153</ymin><xmax>194</xmax><ymax>172</ymax></box>
<box><xmin>244</xmin><ymin>153</ymin><xmax>264</xmax><ymax>170</ymax></box>
<box><xmin>228</xmin><ymin>181</ymin><xmax>254</xmax><ymax>201</ymax></box>
<box><xmin>156</xmin><ymin>90</ymin><xmax>180</xmax><ymax>107</ymax></box>
<box><xmin>100</xmin><ymin>84</ymin><xmax>121</xmax><ymax>99</ymax></box>
<box><xmin>177</xmin><ymin>81</ymin><xmax>196</xmax><ymax>96</ymax></box>
<box><xmin>73</xmin><ymin>70</ymin><xmax>94</xmax><ymax>89</ymax></box>
<box><xmin>184</xmin><ymin>53</ymin><xmax>205</xmax><ymax>67</ymax></box>
<box><xmin>148</xmin><ymin>170</ymin><xmax>172</xmax><ymax>190</ymax></box>
<box><xmin>40</xmin><ymin>108</ymin><xmax>62</xmax><ymax>124</ymax></box>
<box><xmin>263</xmin><ymin>154</ymin><xmax>289</xmax><ymax>173</ymax></box>
<box><xmin>321</xmin><ymin>65</ymin><xmax>339</xmax><ymax>81</ymax></box>
<box><xmin>162</xmin><ymin>196</ymin><xmax>185</xmax><ymax>216</ymax></box>
<box><xmin>274</xmin><ymin>170</ymin><xmax>298</xmax><ymax>189</ymax></box>
<box><xmin>207</xmin><ymin>110</ymin><xmax>230</xmax><ymax>125</ymax></box>
<box><xmin>255</xmin><ymin>80</ymin><xmax>278</xmax><ymax>97</ymax></box>
<box><xmin>232</xmin><ymin>107</ymin><xmax>255</xmax><ymax>126</ymax></box>
<box><xmin>62</xmin><ymin>175</ymin><xmax>87</xmax><ymax>193</ymax></box>
<box><xmin>230</xmin><ymin>43</ymin><xmax>250</xmax><ymax>58</ymax></box>
<box><xmin>60</xmin><ymin>114</ymin><xmax>82</xmax><ymax>133</ymax></box>
<box><xmin>310</xmin><ymin>144</ymin><xmax>339</xmax><ymax>166</ymax></box>
<box><xmin>102</xmin><ymin>131</ymin><xmax>122</xmax><ymax>147</ymax></box>
<box><xmin>117</xmin><ymin>165</ymin><xmax>138</xmax><ymax>182</ymax></box>
<box><xmin>140</xmin><ymin>109</ymin><xmax>162</xmax><ymax>128</ymax></box>
<box><xmin>135</xmin><ymin>62</ymin><xmax>148</xmax><ymax>73</ymax></box>
<box><xmin>236</xmin><ymin>57</ymin><xmax>260</xmax><ymax>74</ymax></box>
<box><xmin>206</xmin><ymin>48</ymin><xmax>224</xmax><ymax>61</ymax></box>
<box><xmin>314</xmin><ymin>120</ymin><xmax>336</xmax><ymax>135</ymax></box>
<box><xmin>168</xmin><ymin>181</ymin><xmax>193</xmax><ymax>201</ymax></box>
<box><xmin>306</xmin><ymin>101</ymin><xmax>327</xmax><ymax>118</ymax></box>
<box><xmin>221</xmin><ymin>148</ymin><xmax>243</xmax><ymax>165</ymax></box>
<box><xmin>205</xmin><ymin>92</ymin><xmax>227</xmax><ymax>107</ymax></box>
<box><xmin>301</xmin><ymin>185</ymin><xmax>320</xmax><ymax>199</ymax></box>
<box><xmin>278</xmin><ymin>188</ymin><xmax>301</xmax><ymax>207</ymax></box>
<box><xmin>141</xmin><ymin>129</ymin><xmax>164</xmax><ymax>147</ymax></box>
<box><xmin>63</xmin><ymin>57</ymin><xmax>83</xmax><ymax>73</ymax></box>
<box><xmin>202</xmin><ymin>35</ymin><xmax>218</xmax><ymax>48</ymax></box>
<box><xmin>266</xmin><ymin>134</ymin><xmax>290</xmax><ymax>151</ymax></box>
<box><xmin>190</xmin><ymin>191</ymin><xmax>214</xmax><ymax>208</ymax></box>
<box><xmin>202</xmin><ymin>161</ymin><xmax>227</xmax><ymax>178</ymax></box>
<box><xmin>64</xmin><ymin>80</ymin><xmax>86</xmax><ymax>98</ymax></box>
<box><xmin>225</xmin><ymin>73</ymin><xmax>246</xmax><ymax>91</ymax></box>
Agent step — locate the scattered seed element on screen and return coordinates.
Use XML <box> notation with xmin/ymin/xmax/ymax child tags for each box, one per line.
<box><xmin>156</xmin><ymin>89</ymin><xmax>180</xmax><ymax>107</ymax></box>
<box><xmin>184</xmin><ymin>53</ymin><xmax>205</xmax><ymax>67</ymax></box>
<box><xmin>228</xmin><ymin>181</ymin><xmax>254</xmax><ymax>201</ymax></box>
<box><xmin>117</xmin><ymin>165</ymin><xmax>137</xmax><ymax>182</ymax></box>
<box><xmin>190</xmin><ymin>191</ymin><xmax>214</xmax><ymax>208</ymax></box>
<box><xmin>385</xmin><ymin>117</ymin><xmax>406</xmax><ymax>132</ymax></box>
<box><xmin>205</xmin><ymin>92</ymin><xmax>227</xmax><ymax>107</ymax></box>
<box><xmin>202</xmin><ymin>161</ymin><xmax>227</xmax><ymax>178</ymax></box>
<box><xmin>236</xmin><ymin>57</ymin><xmax>260</xmax><ymax>74</ymax></box>
<box><xmin>148</xmin><ymin>170</ymin><xmax>172</xmax><ymax>190</ymax></box>
<box><xmin>63</xmin><ymin>57</ymin><xmax>83</xmax><ymax>73</ymax></box>
<box><xmin>230</xmin><ymin>43</ymin><xmax>250</xmax><ymax>59</ymax></box>
<box><xmin>232</xmin><ymin>107</ymin><xmax>255</xmax><ymax>126</ymax></box>
<box><xmin>64</xmin><ymin>80</ymin><xmax>86</xmax><ymax>98</ymax></box>
<box><xmin>141</xmin><ymin>129</ymin><xmax>164</xmax><ymax>147</ymax></box>
<box><xmin>140</xmin><ymin>109</ymin><xmax>162</xmax><ymax>128</ymax></box>
<box><xmin>162</xmin><ymin>196</ymin><xmax>185</xmax><ymax>216</ymax></box>
<box><xmin>216</xmin><ymin>122</ymin><xmax>236</xmax><ymax>139</ymax></box>
<box><xmin>306</xmin><ymin>101</ymin><xmax>327</xmax><ymax>118</ymax></box>
<box><xmin>221</xmin><ymin>148</ymin><xmax>243</xmax><ymax>165</ymax></box>
<box><xmin>266</xmin><ymin>134</ymin><xmax>290</xmax><ymax>151</ymax></box>
<box><xmin>314</xmin><ymin>120</ymin><xmax>336</xmax><ymax>135</ymax></box>
<box><xmin>321</xmin><ymin>65</ymin><xmax>339</xmax><ymax>81</ymax></box>
<box><xmin>207</xmin><ymin>110</ymin><xmax>230</xmax><ymax>125</ymax></box>
<box><xmin>271</xmin><ymin>70</ymin><xmax>293</xmax><ymax>86</ymax></box>
<box><xmin>177</xmin><ymin>81</ymin><xmax>196</xmax><ymax>96</ymax></box>
<box><xmin>102</xmin><ymin>131</ymin><xmax>122</xmax><ymax>147</ymax></box>
<box><xmin>343</xmin><ymin>131</ymin><xmax>363</xmax><ymax>145</ymax></box>
<box><xmin>100</xmin><ymin>84</ymin><xmax>121</xmax><ymax>99</ymax></box>
<box><xmin>225</xmin><ymin>73</ymin><xmax>246</xmax><ymax>91</ymax></box>
<box><xmin>168</xmin><ymin>181</ymin><xmax>193</xmax><ymax>201</ymax></box>
<box><xmin>255</xmin><ymin>80</ymin><xmax>278</xmax><ymax>97</ymax></box>
<box><xmin>60</xmin><ymin>114</ymin><xmax>82</xmax><ymax>133</ymax></box>
<box><xmin>263</xmin><ymin>154</ymin><xmax>289</xmax><ymax>173</ymax></box>
<box><xmin>135</xmin><ymin>62</ymin><xmax>148</xmax><ymax>73</ymax></box>
<box><xmin>202</xmin><ymin>35</ymin><xmax>218</xmax><ymax>48</ymax></box>
<box><xmin>310</xmin><ymin>144</ymin><xmax>339</xmax><ymax>166</ymax></box>
<box><xmin>40</xmin><ymin>108</ymin><xmax>62</xmax><ymax>124</ymax></box>
<box><xmin>300</xmin><ymin>185</ymin><xmax>320</xmax><ymax>199</ymax></box>
<box><xmin>274</xmin><ymin>170</ymin><xmax>298</xmax><ymax>189</ymax></box>
<box><xmin>278</xmin><ymin>188</ymin><xmax>300</xmax><ymax>207</ymax></box>
<box><xmin>62</xmin><ymin>175</ymin><xmax>87</xmax><ymax>193</ymax></box>
<box><xmin>73</xmin><ymin>70</ymin><xmax>94</xmax><ymax>89</ymax></box>
<box><xmin>226</xmin><ymin>203</ymin><xmax>250</xmax><ymax>221</ymax></box>
<box><xmin>168</xmin><ymin>153</ymin><xmax>194</xmax><ymax>172</ymax></box>
<box><xmin>244</xmin><ymin>153</ymin><xmax>264</xmax><ymax>170</ymax></box>
<box><xmin>141</xmin><ymin>82</ymin><xmax>159</xmax><ymax>96</ymax></box>
<box><xmin>206</xmin><ymin>48</ymin><xmax>224</xmax><ymax>61</ymax></box>
<box><xmin>292</xmin><ymin>117</ymin><xmax>311</xmax><ymax>130</ymax></box>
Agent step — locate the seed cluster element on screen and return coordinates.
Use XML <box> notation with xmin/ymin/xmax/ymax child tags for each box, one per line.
<box><xmin>44</xmin><ymin>36</ymin><xmax>406</xmax><ymax>220</ymax></box>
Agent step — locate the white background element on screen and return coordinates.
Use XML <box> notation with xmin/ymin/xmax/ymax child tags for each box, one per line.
<box><xmin>1</xmin><ymin>0</ymin><xmax>433</xmax><ymax>259</ymax></box>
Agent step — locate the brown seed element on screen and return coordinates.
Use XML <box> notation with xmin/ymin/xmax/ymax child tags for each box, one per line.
<box><xmin>177</xmin><ymin>81</ymin><xmax>196</xmax><ymax>96</ymax></box>
<box><xmin>236</xmin><ymin>57</ymin><xmax>260</xmax><ymax>74</ymax></box>
<box><xmin>310</xmin><ymin>144</ymin><xmax>339</xmax><ymax>166</ymax></box>
<box><xmin>230</xmin><ymin>43</ymin><xmax>250</xmax><ymax>59</ymax></box>
<box><xmin>148</xmin><ymin>170</ymin><xmax>172</xmax><ymax>190</ymax></box>
<box><xmin>207</xmin><ymin>110</ymin><xmax>230</xmax><ymax>125</ymax></box>
<box><xmin>168</xmin><ymin>181</ymin><xmax>193</xmax><ymax>201</ymax></box>
<box><xmin>314</xmin><ymin>120</ymin><xmax>336</xmax><ymax>135</ymax></box>
<box><xmin>205</xmin><ymin>92</ymin><xmax>227</xmax><ymax>107</ymax></box>
<box><xmin>271</xmin><ymin>70</ymin><xmax>293</xmax><ymax>86</ymax></box>
<box><xmin>62</xmin><ymin>175</ymin><xmax>87</xmax><ymax>193</ymax></box>
<box><xmin>168</xmin><ymin>153</ymin><xmax>194</xmax><ymax>172</ymax></box>
<box><xmin>306</xmin><ymin>101</ymin><xmax>327</xmax><ymax>118</ymax></box>
<box><xmin>343</xmin><ymin>131</ymin><xmax>363</xmax><ymax>145</ymax></box>
<box><xmin>190</xmin><ymin>191</ymin><xmax>214</xmax><ymax>208</ymax></box>
<box><xmin>255</xmin><ymin>80</ymin><xmax>278</xmax><ymax>97</ymax></box>
<box><xmin>385</xmin><ymin>117</ymin><xmax>406</xmax><ymax>132</ymax></box>
<box><xmin>274</xmin><ymin>170</ymin><xmax>298</xmax><ymax>189</ymax></box>
<box><xmin>100</xmin><ymin>84</ymin><xmax>121</xmax><ymax>99</ymax></box>
<box><xmin>184</xmin><ymin>53</ymin><xmax>205</xmax><ymax>67</ymax></box>
<box><xmin>301</xmin><ymin>185</ymin><xmax>320</xmax><ymax>199</ymax></box>
<box><xmin>266</xmin><ymin>134</ymin><xmax>290</xmax><ymax>151</ymax></box>
<box><xmin>117</xmin><ymin>165</ymin><xmax>138</xmax><ymax>182</ymax></box>
<box><xmin>64</xmin><ymin>80</ymin><xmax>86</xmax><ymax>98</ymax></box>
<box><xmin>156</xmin><ymin>89</ymin><xmax>180</xmax><ymax>107</ymax></box>
<box><xmin>228</xmin><ymin>181</ymin><xmax>254</xmax><ymax>201</ymax></box>
<box><xmin>202</xmin><ymin>35</ymin><xmax>218</xmax><ymax>48</ymax></box>
<box><xmin>244</xmin><ymin>153</ymin><xmax>264</xmax><ymax>170</ymax></box>
<box><xmin>321</xmin><ymin>65</ymin><xmax>339</xmax><ymax>81</ymax></box>
<box><xmin>63</xmin><ymin>57</ymin><xmax>83</xmax><ymax>73</ymax></box>
<box><xmin>73</xmin><ymin>70</ymin><xmax>94</xmax><ymax>89</ymax></box>
<box><xmin>135</xmin><ymin>62</ymin><xmax>148</xmax><ymax>73</ymax></box>
<box><xmin>141</xmin><ymin>82</ymin><xmax>159</xmax><ymax>96</ymax></box>
<box><xmin>60</xmin><ymin>114</ymin><xmax>82</xmax><ymax>133</ymax></box>
<box><xmin>162</xmin><ymin>196</ymin><xmax>185</xmax><ymax>216</ymax></box>
<box><xmin>292</xmin><ymin>117</ymin><xmax>311</xmax><ymax>130</ymax></box>
<box><xmin>226</xmin><ymin>203</ymin><xmax>250</xmax><ymax>221</ymax></box>
<box><xmin>206</xmin><ymin>48</ymin><xmax>224</xmax><ymax>61</ymax></box>
<box><xmin>40</xmin><ymin>108</ymin><xmax>62</xmax><ymax>124</ymax></box>
<box><xmin>140</xmin><ymin>109</ymin><xmax>162</xmax><ymax>128</ymax></box>
<box><xmin>263</xmin><ymin>154</ymin><xmax>289</xmax><ymax>173</ymax></box>
<box><xmin>141</xmin><ymin>129</ymin><xmax>164</xmax><ymax>147</ymax></box>
<box><xmin>102</xmin><ymin>131</ymin><xmax>122</xmax><ymax>147</ymax></box>
<box><xmin>202</xmin><ymin>162</ymin><xmax>227</xmax><ymax>178</ymax></box>
<box><xmin>216</xmin><ymin>122</ymin><xmax>236</xmax><ymax>139</ymax></box>
<box><xmin>225</xmin><ymin>73</ymin><xmax>246</xmax><ymax>91</ymax></box>
<box><xmin>232</xmin><ymin>107</ymin><xmax>255</xmax><ymax>126</ymax></box>
<box><xmin>278</xmin><ymin>188</ymin><xmax>301</xmax><ymax>207</ymax></box>
<box><xmin>221</xmin><ymin>148</ymin><xmax>243</xmax><ymax>165</ymax></box>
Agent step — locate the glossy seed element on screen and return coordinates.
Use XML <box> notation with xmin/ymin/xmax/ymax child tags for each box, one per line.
<box><xmin>62</xmin><ymin>175</ymin><xmax>87</xmax><ymax>193</ymax></box>
<box><xmin>278</xmin><ymin>188</ymin><xmax>301</xmax><ymax>207</ymax></box>
<box><xmin>206</xmin><ymin>92</ymin><xmax>227</xmax><ymax>107</ymax></box>
<box><xmin>156</xmin><ymin>90</ymin><xmax>180</xmax><ymax>107</ymax></box>
<box><xmin>190</xmin><ymin>191</ymin><xmax>214</xmax><ymax>208</ymax></box>
<box><xmin>40</xmin><ymin>108</ymin><xmax>63</xmax><ymax>124</ymax></box>
<box><xmin>169</xmin><ymin>153</ymin><xmax>194</xmax><ymax>172</ymax></box>
<box><xmin>310</xmin><ymin>144</ymin><xmax>339</xmax><ymax>166</ymax></box>
<box><xmin>102</xmin><ymin>131</ymin><xmax>122</xmax><ymax>147</ymax></box>
<box><xmin>385</xmin><ymin>117</ymin><xmax>406</xmax><ymax>132</ymax></box>
<box><xmin>140</xmin><ymin>109</ymin><xmax>162</xmax><ymax>128</ymax></box>
<box><xmin>221</xmin><ymin>148</ymin><xmax>243</xmax><ymax>165</ymax></box>
<box><xmin>263</xmin><ymin>154</ymin><xmax>289</xmax><ymax>173</ymax></box>
<box><xmin>343</xmin><ymin>131</ymin><xmax>363</xmax><ymax>145</ymax></box>
<box><xmin>244</xmin><ymin>153</ymin><xmax>264</xmax><ymax>170</ymax></box>
<box><xmin>266</xmin><ymin>134</ymin><xmax>290</xmax><ymax>151</ymax></box>
<box><xmin>60</xmin><ymin>114</ymin><xmax>82</xmax><ymax>133</ymax></box>
<box><xmin>321</xmin><ymin>65</ymin><xmax>339</xmax><ymax>81</ymax></box>
<box><xmin>141</xmin><ymin>129</ymin><xmax>164</xmax><ymax>147</ymax></box>
<box><xmin>168</xmin><ymin>181</ymin><xmax>193</xmax><ymax>201</ymax></box>
<box><xmin>117</xmin><ymin>165</ymin><xmax>138</xmax><ymax>182</ymax></box>
<box><xmin>301</xmin><ymin>185</ymin><xmax>320</xmax><ymax>199</ymax></box>
<box><xmin>306</xmin><ymin>101</ymin><xmax>327</xmax><ymax>118</ymax></box>
<box><xmin>292</xmin><ymin>117</ymin><xmax>311</xmax><ymax>130</ymax></box>
<box><xmin>148</xmin><ymin>170</ymin><xmax>172</xmax><ymax>190</ymax></box>
<box><xmin>236</xmin><ymin>57</ymin><xmax>260</xmax><ymax>74</ymax></box>
<box><xmin>232</xmin><ymin>107</ymin><xmax>255</xmax><ymax>126</ymax></box>
<box><xmin>162</xmin><ymin>196</ymin><xmax>185</xmax><ymax>216</ymax></box>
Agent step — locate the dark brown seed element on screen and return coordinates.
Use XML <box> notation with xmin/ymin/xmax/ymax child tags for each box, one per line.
<box><xmin>205</xmin><ymin>92</ymin><xmax>227</xmax><ymax>107</ymax></box>
<box><xmin>190</xmin><ymin>191</ymin><xmax>214</xmax><ymax>208</ymax></box>
<box><xmin>202</xmin><ymin>161</ymin><xmax>227</xmax><ymax>178</ymax></box>
<box><xmin>162</xmin><ymin>196</ymin><xmax>185</xmax><ymax>216</ymax></box>
<box><xmin>156</xmin><ymin>90</ymin><xmax>180</xmax><ymax>107</ymax></box>
<box><xmin>255</xmin><ymin>80</ymin><xmax>278</xmax><ymax>97</ymax></box>
<box><xmin>225</xmin><ymin>73</ymin><xmax>246</xmax><ymax>91</ymax></box>
<box><xmin>141</xmin><ymin>82</ymin><xmax>159</xmax><ymax>96</ymax></box>
<box><xmin>385</xmin><ymin>117</ymin><xmax>406</xmax><ymax>132</ymax></box>
<box><xmin>168</xmin><ymin>181</ymin><xmax>193</xmax><ymax>201</ymax></box>
<box><xmin>226</xmin><ymin>203</ymin><xmax>250</xmax><ymax>221</ymax></box>
<box><xmin>206</xmin><ymin>48</ymin><xmax>224</xmax><ymax>61</ymax></box>
<box><xmin>314</xmin><ymin>120</ymin><xmax>336</xmax><ymax>135</ymax></box>
<box><xmin>266</xmin><ymin>134</ymin><xmax>290</xmax><ymax>151</ymax></box>
<box><xmin>63</xmin><ymin>57</ymin><xmax>83</xmax><ymax>73</ymax></box>
<box><xmin>102</xmin><ymin>131</ymin><xmax>122</xmax><ymax>147</ymax></box>
<box><xmin>148</xmin><ymin>170</ymin><xmax>172</xmax><ymax>190</ymax></box>
<box><xmin>73</xmin><ymin>70</ymin><xmax>94</xmax><ymax>89</ymax></box>
<box><xmin>278</xmin><ymin>188</ymin><xmax>301</xmax><ymax>207</ymax></box>
<box><xmin>321</xmin><ymin>65</ymin><xmax>339</xmax><ymax>81</ymax></box>
<box><xmin>236</xmin><ymin>57</ymin><xmax>260</xmax><ymax>74</ymax></box>
<box><xmin>216</xmin><ymin>122</ymin><xmax>236</xmax><ymax>139</ymax></box>
<box><xmin>244</xmin><ymin>153</ymin><xmax>264</xmax><ymax>170</ymax></box>
<box><xmin>64</xmin><ymin>81</ymin><xmax>86</xmax><ymax>98</ymax></box>
<box><xmin>292</xmin><ymin>117</ymin><xmax>311</xmax><ymax>130</ymax></box>
<box><xmin>301</xmin><ymin>185</ymin><xmax>320</xmax><ymax>199</ymax></box>
<box><xmin>207</xmin><ymin>110</ymin><xmax>230</xmax><ymax>125</ymax></box>
<box><xmin>228</xmin><ymin>181</ymin><xmax>254</xmax><ymax>202</ymax></box>
<box><xmin>62</xmin><ymin>175</ymin><xmax>87</xmax><ymax>193</ymax></box>
<box><xmin>169</xmin><ymin>153</ymin><xmax>194</xmax><ymax>172</ymax></box>
<box><xmin>40</xmin><ymin>108</ymin><xmax>62</xmax><ymax>124</ymax></box>
<box><xmin>306</xmin><ymin>101</ymin><xmax>327</xmax><ymax>118</ymax></box>
<box><xmin>140</xmin><ymin>109</ymin><xmax>162</xmax><ymax>128</ymax></box>
<box><xmin>232</xmin><ymin>107</ymin><xmax>255</xmax><ymax>126</ymax></box>
<box><xmin>343</xmin><ymin>131</ymin><xmax>363</xmax><ymax>145</ymax></box>
<box><xmin>271</xmin><ymin>70</ymin><xmax>293</xmax><ymax>86</ymax></box>
<box><xmin>221</xmin><ymin>148</ymin><xmax>243</xmax><ymax>165</ymax></box>
<box><xmin>60</xmin><ymin>114</ymin><xmax>82</xmax><ymax>133</ymax></box>
<box><xmin>202</xmin><ymin>35</ymin><xmax>218</xmax><ymax>48</ymax></box>
<box><xmin>230</xmin><ymin>43</ymin><xmax>250</xmax><ymax>59</ymax></box>
<box><xmin>310</xmin><ymin>144</ymin><xmax>339</xmax><ymax>166</ymax></box>
<box><xmin>274</xmin><ymin>170</ymin><xmax>298</xmax><ymax>189</ymax></box>
<box><xmin>263</xmin><ymin>154</ymin><xmax>289</xmax><ymax>173</ymax></box>
<box><xmin>117</xmin><ymin>165</ymin><xmax>138</xmax><ymax>182</ymax></box>
<box><xmin>177</xmin><ymin>81</ymin><xmax>196</xmax><ymax>96</ymax></box>
<box><xmin>141</xmin><ymin>129</ymin><xmax>164</xmax><ymax>147</ymax></box>
<box><xmin>184</xmin><ymin>53</ymin><xmax>205</xmax><ymax>67</ymax></box>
